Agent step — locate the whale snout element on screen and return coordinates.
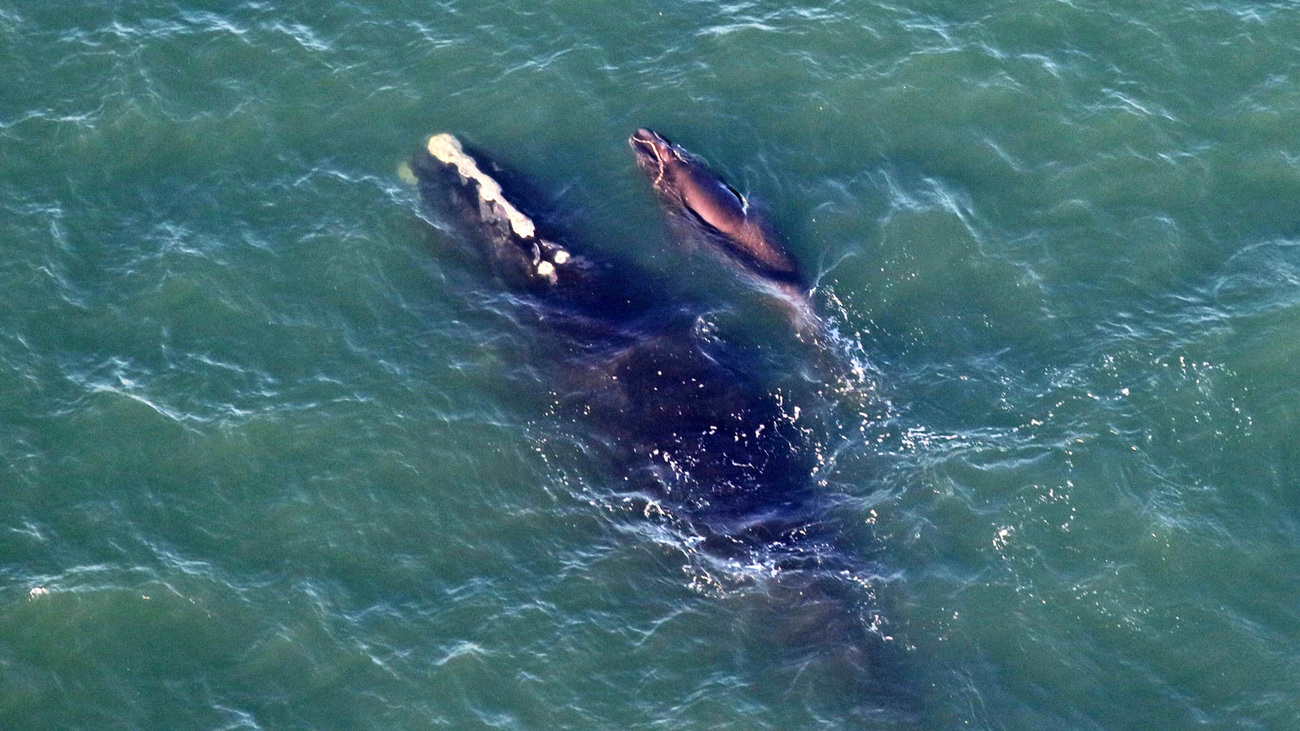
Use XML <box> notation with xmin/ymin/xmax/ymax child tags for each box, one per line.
<box><xmin>628</xmin><ymin>127</ymin><xmax>674</xmax><ymax>166</ymax></box>
<box><xmin>631</xmin><ymin>128</ymin><xmax>683</xmax><ymax>188</ymax></box>
<box><xmin>629</xmin><ymin>127</ymin><xmax>663</xmax><ymax>147</ymax></box>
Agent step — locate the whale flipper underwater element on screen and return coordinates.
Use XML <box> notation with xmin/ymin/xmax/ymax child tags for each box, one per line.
<box><xmin>408</xmin><ymin>133</ymin><xmax>910</xmax><ymax>718</ymax></box>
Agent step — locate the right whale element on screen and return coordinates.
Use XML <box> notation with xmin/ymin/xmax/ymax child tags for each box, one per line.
<box><xmin>408</xmin><ymin>132</ymin><xmax>909</xmax><ymax>718</ymax></box>
<box><xmin>629</xmin><ymin>128</ymin><xmax>818</xmax><ymax>327</ymax></box>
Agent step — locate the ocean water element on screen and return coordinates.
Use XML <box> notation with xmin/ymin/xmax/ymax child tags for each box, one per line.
<box><xmin>3</xmin><ymin>0</ymin><xmax>1300</xmax><ymax>727</ymax></box>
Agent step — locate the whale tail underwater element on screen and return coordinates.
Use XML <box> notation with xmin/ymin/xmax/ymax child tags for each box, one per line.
<box><xmin>407</xmin><ymin>132</ymin><xmax>912</xmax><ymax>719</ymax></box>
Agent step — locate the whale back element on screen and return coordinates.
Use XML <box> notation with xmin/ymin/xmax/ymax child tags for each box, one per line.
<box><xmin>675</xmin><ymin>164</ymin><xmax>748</xmax><ymax>234</ymax></box>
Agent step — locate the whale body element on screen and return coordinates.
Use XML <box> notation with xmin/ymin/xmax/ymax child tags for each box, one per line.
<box><xmin>628</xmin><ymin>128</ymin><xmax>813</xmax><ymax>303</ymax></box>
<box><xmin>407</xmin><ymin>132</ymin><xmax>908</xmax><ymax>714</ymax></box>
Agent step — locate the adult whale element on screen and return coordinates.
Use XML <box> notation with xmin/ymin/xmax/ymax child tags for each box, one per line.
<box><xmin>408</xmin><ymin>132</ymin><xmax>818</xmax><ymax>525</ymax></box>
<box><xmin>629</xmin><ymin>128</ymin><xmax>818</xmax><ymax>328</ymax></box>
<box><xmin>407</xmin><ymin>132</ymin><xmax>908</xmax><ymax>717</ymax></box>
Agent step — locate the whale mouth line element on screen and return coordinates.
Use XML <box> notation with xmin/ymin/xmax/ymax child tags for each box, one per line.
<box><xmin>630</xmin><ymin>134</ymin><xmax>662</xmax><ymax>163</ymax></box>
<box><xmin>630</xmin><ymin>129</ymin><xmax>674</xmax><ymax>186</ymax></box>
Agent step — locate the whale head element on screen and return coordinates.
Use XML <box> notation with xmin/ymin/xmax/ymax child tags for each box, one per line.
<box><xmin>629</xmin><ymin>128</ymin><xmax>686</xmax><ymax>186</ymax></box>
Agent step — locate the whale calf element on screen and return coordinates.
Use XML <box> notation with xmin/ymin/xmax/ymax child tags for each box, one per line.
<box><xmin>628</xmin><ymin>129</ymin><xmax>819</xmax><ymax>329</ymax></box>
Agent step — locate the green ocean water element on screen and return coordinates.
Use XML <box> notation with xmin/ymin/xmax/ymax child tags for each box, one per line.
<box><xmin>3</xmin><ymin>0</ymin><xmax>1300</xmax><ymax>727</ymax></box>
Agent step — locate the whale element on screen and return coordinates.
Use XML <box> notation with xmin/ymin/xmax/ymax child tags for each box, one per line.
<box><xmin>410</xmin><ymin>132</ymin><xmax>816</xmax><ymax>522</ymax></box>
<box><xmin>407</xmin><ymin>132</ymin><xmax>908</xmax><ymax>714</ymax></box>
<box><xmin>628</xmin><ymin>128</ymin><xmax>819</xmax><ymax>329</ymax></box>
<box><xmin>408</xmin><ymin>133</ymin><xmax>663</xmax><ymax>330</ymax></box>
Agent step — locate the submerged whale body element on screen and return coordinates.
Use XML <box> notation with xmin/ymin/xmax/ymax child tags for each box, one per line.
<box><xmin>411</xmin><ymin>132</ymin><xmax>816</xmax><ymax>532</ymax></box>
<box><xmin>408</xmin><ymin>133</ymin><xmax>908</xmax><ymax>714</ymax></box>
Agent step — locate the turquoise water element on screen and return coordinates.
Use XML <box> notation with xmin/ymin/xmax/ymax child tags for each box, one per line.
<box><xmin>3</xmin><ymin>0</ymin><xmax>1300</xmax><ymax>727</ymax></box>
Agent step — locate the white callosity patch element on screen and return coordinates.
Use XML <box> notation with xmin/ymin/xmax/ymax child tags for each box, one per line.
<box><xmin>426</xmin><ymin>133</ymin><xmax>571</xmax><ymax>283</ymax></box>
<box><xmin>426</xmin><ymin>133</ymin><xmax>536</xmax><ymax>240</ymax></box>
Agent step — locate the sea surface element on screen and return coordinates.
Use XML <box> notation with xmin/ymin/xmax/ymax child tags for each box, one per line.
<box><xmin>3</xmin><ymin>0</ymin><xmax>1300</xmax><ymax>728</ymax></box>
